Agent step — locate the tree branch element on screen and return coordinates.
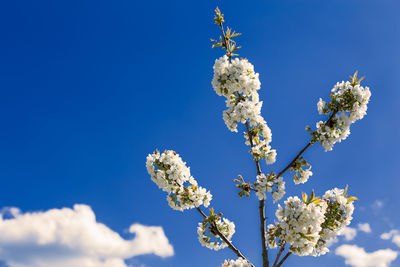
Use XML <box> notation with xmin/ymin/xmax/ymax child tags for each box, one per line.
<box><xmin>275</xmin><ymin>110</ymin><xmax>338</xmax><ymax>180</ymax></box>
<box><xmin>216</xmin><ymin>16</ymin><xmax>269</xmax><ymax>267</ymax></box>
<box><xmin>276</xmin><ymin>142</ymin><xmax>311</xmax><ymax>179</ymax></box>
<box><xmin>245</xmin><ymin>122</ymin><xmax>269</xmax><ymax>267</ymax></box>
<box><xmin>267</xmin><ymin>111</ymin><xmax>337</xmax><ymax>266</ymax></box>
<box><xmin>275</xmin><ymin>252</ymin><xmax>291</xmax><ymax>267</ymax></box>
<box><xmin>272</xmin><ymin>245</ymin><xmax>285</xmax><ymax>267</ymax></box>
<box><xmin>196</xmin><ymin>207</ymin><xmax>254</xmax><ymax>266</ymax></box>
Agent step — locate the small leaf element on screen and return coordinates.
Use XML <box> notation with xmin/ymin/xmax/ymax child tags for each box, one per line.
<box><xmin>312</xmin><ymin>199</ymin><xmax>323</xmax><ymax>204</ymax></box>
<box><xmin>349</xmin><ymin>71</ymin><xmax>357</xmax><ymax>84</ymax></box>
<box><xmin>233</xmin><ymin>46</ymin><xmax>241</xmax><ymax>52</ymax></box>
<box><xmin>344</xmin><ymin>184</ymin><xmax>348</xmax><ymax>196</ymax></box>
<box><xmin>212</xmin><ymin>43</ymin><xmax>222</xmax><ymax>48</ymax></box>
<box><xmin>231</xmin><ymin>32</ymin><xmax>242</xmax><ymax>37</ymax></box>
<box><xmin>347</xmin><ymin>196</ymin><xmax>358</xmax><ymax>203</ymax></box>
<box><xmin>302</xmin><ymin>192</ymin><xmax>308</xmax><ymax>203</ymax></box>
<box><xmin>309</xmin><ymin>190</ymin><xmax>315</xmax><ymax>202</ymax></box>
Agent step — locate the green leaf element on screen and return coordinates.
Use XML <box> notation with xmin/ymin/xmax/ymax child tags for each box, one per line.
<box><xmin>347</xmin><ymin>196</ymin><xmax>358</xmax><ymax>203</ymax></box>
<box><xmin>212</xmin><ymin>42</ymin><xmax>222</xmax><ymax>48</ymax></box>
<box><xmin>309</xmin><ymin>190</ymin><xmax>315</xmax><ymax>203</ymax></box>
<box><xmin>344</xmin><ymin>184</ymin><xmax>348</xmax><ymax>196</ymax></box>
<box><xmin>302</xmin><ymin>192</ymin><xmax>308</xmax><ymax>203</ymax></box>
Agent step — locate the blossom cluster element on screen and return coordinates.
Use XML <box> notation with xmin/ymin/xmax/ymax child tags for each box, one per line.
<box><xmin>266</xmin><ymin>188</ymin><xmax>356</xmax><ymax>256</ymax></box>
<box><xmin>290</xmin><ymin>157</ymin><xmax>313</xmax><ymax>185</ymax></box>
<box><xmin>146</xmin><ymin>150</ymin><xmax>212</xmax><ymax>211</ymax></box>
<box><xmin>311</xmin><ymin>77</ymin><xmax>371</xmax><ymax>151</ymax></box>
<box><xmin>197</xmin><ymin>215</ymin><xmax>236</xmax><ymax>250</ymax></box>
<box><xmin>269</xmin><ymin>196</ymin><xmax>327</xmax><ymax>256</ymax></box>
<box><xmin>255</xmin><ymin>173</ymin><xmax>285</xmax><ymax>203</ymax></box>
<box><xmin>294</xmin><ymin>167</ymin><xmax>312</xmax><ymax>184</ymax></box>
<box><xmin>312</xmin><ymin>188</ymin><xmax>356</xmax><ymax>255</ymax></box>
<box><xmin>212</xmin><ymin>55</ymin><xmax>277</xmax><ymax>164</ymax></box>
<box><xmin>222</xmin><ymin>258</ymin><xmax>251</xmax><ymax>267</ymax></box>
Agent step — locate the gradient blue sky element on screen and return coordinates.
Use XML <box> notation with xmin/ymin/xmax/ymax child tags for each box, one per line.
<box><xmin>0</xmin><ymin>0</ymin><xmax>399</xmax><ymax>266</ymax></box>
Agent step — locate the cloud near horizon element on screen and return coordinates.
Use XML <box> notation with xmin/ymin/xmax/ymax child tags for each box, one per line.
<box><xmin>0</xmin><ymin>204</ymin><xmax>174</xmax><ymax>267</ymax></box>
<box><xmin>335</xmin><ymin>244</ymin><xmax>398</xmax><ymax>267</ymax></box>
<box><xmin>381</xmin><ymin>230</ymin><xmax>400</xmax><ymax>248</ymax></box>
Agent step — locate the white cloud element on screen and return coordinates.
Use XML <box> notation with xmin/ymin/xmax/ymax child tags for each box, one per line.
<box><xmin>0</xmin><ymin>207</ymin><xmax>21</xmax><ymax>218</ymax></box>
<box><xmin>0</xmin><ymin>204</ymin><xmax>174</xmax><ymax>267</ymax></box>
<box><xmin>381</xmin><ymin>230</ymin><xmax>400</xmax><ymax>248</ymax></box>
<box><xmin>326</xmin><ymin>237</ymin><xmax>339</xmax><ymax>247</ymax></box>
<box><xmin>335</xmin><ymin>244</ymin><xmax>398</xmax><ymax>267</ymax></box>
<box><xmin>339</xmin><ymin>227</ymin><xmax>357</xmax><ymax>241</ymax></box>
<box><xmin>381</xmin><ymin>230</ymin><xmax>398</xmax><ymax>240</ymax></box>
<box><xmin>372</xmin><ymin>200</ymin><xmax>384</xmax><ymax>210</ymax></box>
<box><xmin>358</xmin><ymin>223</ymin><xmax>372</xmax><ymax>233</ymax></box>
<box><xmin>393</xmin><ymin>236</ymin><xmax>400</xmax><ymax>248</ymax></box>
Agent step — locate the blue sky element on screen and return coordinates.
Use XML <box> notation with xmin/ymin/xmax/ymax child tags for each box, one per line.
<box><xmin>0</xmin><ymin>0</ymin><xmax>399</xmax><ymax>266</ymax></box>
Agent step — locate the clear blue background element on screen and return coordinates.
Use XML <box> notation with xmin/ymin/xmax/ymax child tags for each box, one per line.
<box><xmin>0</xmin><ymin>0</ymin><xmax>399</xmax><ymax>266</ymax></box>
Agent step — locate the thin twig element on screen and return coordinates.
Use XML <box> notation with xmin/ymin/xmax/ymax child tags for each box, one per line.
<box><xmin>245</xmin><ymin>122</ymin><xmax>262</xmax><ymax>175</ymax></box>
<box><xmin>275</xmin><ymin>110</ymin><xmax>338</xmax><ymax>179</ymax></box>
<box><xmin>273</xmin><ymin>245</ymin><xmax>285</xmax><ymax>267</ymax></box>
<box><xmin>196</xmin><ymin>207</ymin><xmax>254</xmax><ymax>266</ymax></box>
<box><xmin>196</xmin><ymin>206</ymin><xmax>208</xmax><ymax>219</ymax></box>
<box><xmin>276</xmin><ymin>142</ymin><xmax>311</xmax><ymax>179</ymax></box>
<box><xmin>217</xmin><ymin>22</ymin><xmax>232</xmax><ymax>63</ymax></box>
<box><xmin>275</xmin><ymin>252</ymin><xmax>292</xmax><ymax>267</ymax></box>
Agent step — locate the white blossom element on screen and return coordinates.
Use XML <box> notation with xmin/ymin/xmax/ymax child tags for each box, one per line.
<box><xmin>212</xmin><ymin>55</ymin><xmax>277</xmax><ymax>164</ymax></box>
<box><xmin>146</xmin><ymin>150</ymin><xmax>212</xmax><ymax>211</ymax></box>
<box><xmin>267</xmin><ymin>187</ymin><xmax>356</xmax><ymax>257</ymax></box>
<box><xmin>274</xmin><ymin>196</ymin><xmax>327</xmax><ymax>256</ymax></box>
<box><xmin>290</xmin><ymin>157</ymin><xmax>313</xmax><ymax>185</ymax></box>
<box><xmin>317</xmin><ymin>98</ymin><xmax>326</xmax><ymax>115</ymax></box>
<box><xmin>212</xmin><ymin>55</ymin><xmax>260</xmax><ymax>98</ymax></box>
<box><xmin>255</xmin><ymin>173</ymin><xmax>285</xmax><ymax>203</ymax></box>
<box><xmin>312</xmin><ymin>187</ymin><xmax>355</xmax><ymax>256</ymax></box>
<box><xmin>222</xmin><ymin>257</ymin><xmax>251</xmax><ymax>267</ymax></box>
<box><xmin>313</xmin><ymin>81</ymin><xmax>371</xmax><ymax>151</ymax></box>
<box><xmin>293</xmin><ymin>167</ymin><xmax>313</xmax><ymax>185</ymax></box>
<box><xmin>197</xmin><ymin>217</ymin><xmax>235</xmax><ymax>251</ymax></box>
